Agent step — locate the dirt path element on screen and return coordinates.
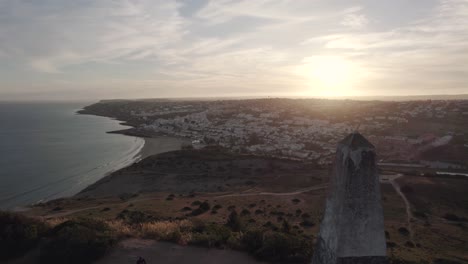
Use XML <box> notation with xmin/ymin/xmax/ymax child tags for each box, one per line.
<box><xmin>384</xmin><ymin>174</ymin><xmax>415</xmax><ymax>240</ymax></box>
<box><xmin>214</xmin><ymin>183</ymin><xmax>328</xmax><ymax>198</ymax></box>
<box><xmin>95</xmin><ymin>239</ymin><xmax>266</xmax><ymax>264</ymax></box>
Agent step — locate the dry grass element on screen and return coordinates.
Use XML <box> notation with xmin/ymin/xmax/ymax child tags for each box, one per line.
<box><xmin>107</xmin><ymin>220</ymin><xmax>135</xmax><ymax>238</ymax></box>
<box><xmin>100</xmin><ymin>219</ymin><xmax>195</xmax><ymax>244</ymax></box>
<box><xmin>140</xmin><ymin>220</ymin><xmax>193</xmax><ymax>242</ymax></box>
<box><xmin>44</xmin><ymin>217</ymin><xmax>69</xmax><ymax>228</ymax></box>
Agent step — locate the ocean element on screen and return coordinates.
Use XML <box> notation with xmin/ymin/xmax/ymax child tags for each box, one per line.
<box><xmin>0</xmin><ymin>102</ymin><xmax>144</xmax><ymax>210</ymax></box>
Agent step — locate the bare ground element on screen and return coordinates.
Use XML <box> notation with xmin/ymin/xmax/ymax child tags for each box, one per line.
<box><xmin>95</xmin><ymin>239</ymin><xmax>266</xmax><ymax>264</ymax></box>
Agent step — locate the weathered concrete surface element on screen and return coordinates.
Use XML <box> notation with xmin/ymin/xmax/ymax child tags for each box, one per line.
<box><xmin>312</xmin><ymin>133</ymin><xmax>387</xmax><ymax>264</ymax></box>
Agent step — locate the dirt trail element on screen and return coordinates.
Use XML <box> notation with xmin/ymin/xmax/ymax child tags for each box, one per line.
<box><xmin>384</xmin><ymin>174</ymin><xmax>415</xmax><ymax>240</ymax></box>
<box><xmin>214</xmin><ymin>183</ymin><xmax>328</xmax><ymax>198</ymax></box>
<box><xmin>95</xmin><ymin>239</ymin><xmax>266</xmax><ymax>264</ymax></box>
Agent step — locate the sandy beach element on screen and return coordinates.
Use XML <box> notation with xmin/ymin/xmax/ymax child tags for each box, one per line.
<box><xmin>137</xmin><ymin>136</ymin><xmax>191</xmax><ymax>160</ymax></box>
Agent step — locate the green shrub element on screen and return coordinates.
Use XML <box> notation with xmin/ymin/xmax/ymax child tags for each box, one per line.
<box><xmin>191</xmin><ymin>224</ymin><xmax>232</xmax><ymax>248</ymax></box>
<box><xmin>226</xmin><ymin>210</ymin><xmax>243</xmax><ymax>232</ymax></box>
<box><xmin>398</xmin><ymin>227</ymin><xmax>410</xmax><ymax>236</ymax></box>
<box><xmin>199</xmin><ymin>202</ymin><xmax>211</xmax><ymax>211</ymax></box>
<box><xmin>191</xmin><ymin>202</ymin><xmax>211</xmax><ymax>216</ymax></box>
<box><xmin>181</xmin><ymin>206</ymin><xmax>192</xmax><ymax>212</ymax></box>
<box><xmin>0</xmin><ymin>211</ymin><xmax>48</xmax><ymax>260</ymax></box>
<box><xmin>292</xmin><ymin>198</ymin><xmax>301</xmax><ymax>204</ymax></box>
<box><xmin>117</xmin><ymin>210</ymin><xmax>156</xmax><ymax>224</ymax></box>
<box><xmin>39</xmin><ymin>218</ymin><xmax>116</xmax><ymax>264</ymax></box>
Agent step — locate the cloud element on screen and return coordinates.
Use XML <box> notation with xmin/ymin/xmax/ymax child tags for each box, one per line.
<box><xmin>341</xmin><ymin>13</ymin><xmax>369</xmax><ymax>29</ymax></box>
<box><xmin>0</xmin><ymin>0</ymin><xmax>187</xmax><ymax>72</ymax></box>
<box><xmin>0</xmin><ymin>0</ymin><xmax>467</xmax><ymax>99</ymax></box>
<box><xmin>300</xmin><ymin>0</ymin><xmax>468</xmax><ymax>95</ymax></box>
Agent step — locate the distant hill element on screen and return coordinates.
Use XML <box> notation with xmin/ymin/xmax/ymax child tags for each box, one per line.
<box><xmin>98</xmin><ymin>94</ymin><xmax>468</xmax><ymax>103</ymax></box>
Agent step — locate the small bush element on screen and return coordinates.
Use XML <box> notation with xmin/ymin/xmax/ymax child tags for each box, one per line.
<box><xmin>282</xmin><ymin>220</ymin><xmax>291</xmax><ymax>233</ymax></box>
<box><xmin>226</xmin><ymin>210</ymin><xmax>243</xmax><ymax>232</ymax></box>
<box><xmin>39</xmin><ymin>218</ymin><xmax>116</xmax><ymax>264</ymax></box>
<box><xmin>0</xmin><ymin>212</ymin><xmax>48</xmax><ymax>260</ymax></box>
<box><xmin>300</xmin><ymin>220</ymin><xmax>315</xmax><ymax>228</ymax></box>
<box><xmin>398</xmin><ymin>227</ymin><xmax>410</xmax><ymax>236</ymax></box>
<box><xmin>241</xmin><ymin>209</ymin><xmax>251</xmax><ymax>216</ymax></box>
<box><xmin>191</xmin><ymin>202</ymin><xmax>211</xmax><ymax>216</ymax></box>
<box><xmin>199</xmin><ymin>202</ymin><xmax>211</xmax><ymax>211</ymax></box>
<box><xmin>191</xmin><ymin>201</ymin><xmax>202</xmax><ymax>206</ymax></box>
<box><xmin>181</xmin><ymin>207</ymin><xmax>192</xmax><ymax>212</ymax></box>
<box><xmin>191</xmin><ymin>224</ymin><xmax>232</xmax><ymax>248</ymax></box>
<box><xmin>117</xmin><ymin>210</ymin><xmax>156</xmax><ymax>224</ymax></box>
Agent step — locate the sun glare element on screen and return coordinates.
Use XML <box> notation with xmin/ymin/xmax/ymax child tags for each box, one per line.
<box><xmin>297</xmin><ymin>56</ymin><xmax>356</xmax><ymax>97</ymax></box>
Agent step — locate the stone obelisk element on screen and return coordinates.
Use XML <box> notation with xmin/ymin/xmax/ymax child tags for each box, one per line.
<box><xmin>312</xmin><ymin>132</ymin><xmax>387</xmax><ymax>264</ymax></box>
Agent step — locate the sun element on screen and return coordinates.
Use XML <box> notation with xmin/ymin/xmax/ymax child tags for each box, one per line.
<box><xmin>297</xmin><ymin>56</ymin><xmax>356</xmax><ymax>97</ymax></box>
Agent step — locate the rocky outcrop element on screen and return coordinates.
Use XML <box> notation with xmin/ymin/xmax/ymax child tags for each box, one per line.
<box><xmin>312</xmin><ymin>133</ymin><xmax>387</xmax><ymax>264</ymax></box>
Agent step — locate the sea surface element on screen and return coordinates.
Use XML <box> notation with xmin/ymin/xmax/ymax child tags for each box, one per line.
<box><xmin>0</xmin><ymin>102</ymin><xmax>144</xmax><ymax>210</ymax></box>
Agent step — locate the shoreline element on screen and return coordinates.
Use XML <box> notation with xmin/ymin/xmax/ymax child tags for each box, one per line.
<box><xmin>71</xmin><ymin>109</ymin><xmax>190</xmax><ymax>198</ymax></box>
<box><xmin>135</xmin><ymin>135</ymin><xmax>191</xmax><ymax>161</ymax></box>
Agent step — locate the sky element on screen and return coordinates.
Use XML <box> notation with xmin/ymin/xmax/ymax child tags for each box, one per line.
<box><xmin>0</xmin><ymin>0</ymin><xmax>467</xmax><ymax>100</ymax></box>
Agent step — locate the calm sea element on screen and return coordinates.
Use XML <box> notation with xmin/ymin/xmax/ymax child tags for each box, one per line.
<box><xmin>0</xmin><ymin>102</ymin><xmax>144</xmax><ymax>210</ymax></box>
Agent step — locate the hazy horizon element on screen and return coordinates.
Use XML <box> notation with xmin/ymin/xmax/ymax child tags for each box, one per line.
<box><xmin>1</xmin><ymin>0</ymin><xmax>468</xmax><ymax>100</ymax></box>
<box><xmin>3</xmin><ymin>93</ymin><xmax>468</xmax><ymax>104</ymax></box>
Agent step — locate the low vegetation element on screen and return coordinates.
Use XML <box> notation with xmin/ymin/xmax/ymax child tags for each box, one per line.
<box><xmin>39</xmin><ymin>218</ymin><xmax>117</xmax><ymax>264</ymax></box>
<box><xmin>0</xmin><ymin>210</ymin><xmax>314</xmax><ymax>264</ymax></box>
<box><xmin>0</xmin><ymin>211</ymin><xmax>48</xmax><ymax>261</ymax></box>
